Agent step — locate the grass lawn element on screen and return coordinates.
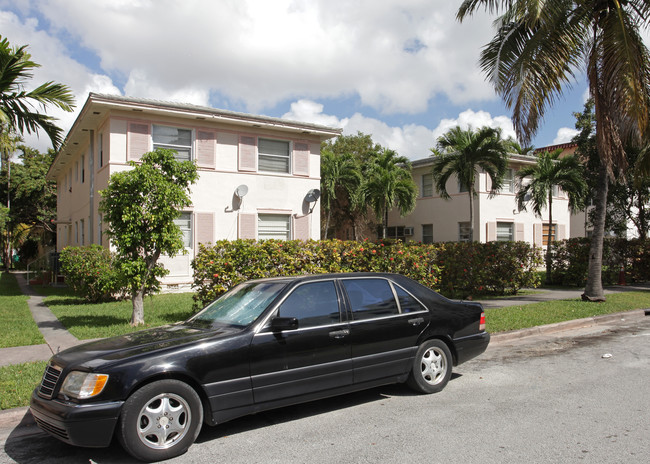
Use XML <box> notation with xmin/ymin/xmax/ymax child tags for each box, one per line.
<box><xmin>486</xmin><ymin>291</ymin><xmax>650</xmax><ymax>332</ymax></box>
<box><xmin>35</xmin><ymin>286</ymin><xmax>195</xmax><ymax>340</ymax></box>
<box><xmin>0</xmin><ymin>361</ymin><xmax>47</xmax><ymax>410</ymax></box>
<box><xmin>0</xmin><ymin>273</ymin><xmax>46</xmax><ymax>348</ymax></box>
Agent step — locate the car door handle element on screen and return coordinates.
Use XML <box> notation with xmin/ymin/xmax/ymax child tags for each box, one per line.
<box><xmin>329</xmin><ymin>329</ymin><xmax>350</xmax><ymax>339</ymax></box>
<box><xmin>408</xmin><ymin>317</ymin><xmax>425</xmax><ymax>326</ymax></box>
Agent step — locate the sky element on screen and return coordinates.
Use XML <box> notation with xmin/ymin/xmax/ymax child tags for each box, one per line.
<box><xmin>1</xmin><ymin>0</ymin><xmax>595</xmax><ymax>161</ymax></box>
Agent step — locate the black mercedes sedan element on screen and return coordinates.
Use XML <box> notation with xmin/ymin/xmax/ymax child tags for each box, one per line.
<box><xmin>30</xmin><ymin>273</ymin><xmax>489</xmax><ymax>462</ymax></box>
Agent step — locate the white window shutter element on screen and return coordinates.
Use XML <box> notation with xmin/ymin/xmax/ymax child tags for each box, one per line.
<box><xmin>128</xmin><ymin>122</ymin><xmax>150</xmax><ymax>161</ymax></box>
<box><xmin>292</xmin><ymin>142</ymin><xmax>310</xmax><ymax>177</ymax></box>
<box><xmin>239</xmin><ymin>213</ymin><xmax>257</xmax><ymax>239</ymax></box>
<box><xmin>195</xmin><ymin>212</ymin><xmax>214</xmax><ymax>246</ymax></box>
<box><xmin>196</xmin><ymin>130</ymin><xmax>216</xmax><ymax>168</ymax></box>
<box><xmin>293</xmin><ymin>215</ymin><xmax>310</xmax><ymax>241</ymax></box>
<box><xmin>238</xmin><ymin>136</ymin><xmax>257</xmax><ymax>172</ymax></box>
<box><xmin>534</xmin><ymin>223</ymin><xmax>542</xmax><ymax>246</ymax></box>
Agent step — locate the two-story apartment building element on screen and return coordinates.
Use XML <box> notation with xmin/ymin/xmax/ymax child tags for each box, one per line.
<box><xmin>386</xmin><ymin>154</ymin><xmax>572</xmax><ymax>247</ymax></box>
<box><xmin>47</xmin><ymin>93</ymin><xmax>341</xmax><ymax>289</ymax></box>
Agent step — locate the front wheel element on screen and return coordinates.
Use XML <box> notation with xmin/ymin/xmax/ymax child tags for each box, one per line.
<box><xmin>117</xmin><ymin>379</ymin><xmax>203</xmax><ymax>462</ymax></box>
<box><xmin>407</xmin><ymin>339</ymin><xmax>452</xmax><ymax>394</ymax></box>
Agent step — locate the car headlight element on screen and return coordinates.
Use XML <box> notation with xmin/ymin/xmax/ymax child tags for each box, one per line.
<box><xmin>61</xmin><ymin>371</ymin><xmax>109</xmax><ymax>399</ymax></box>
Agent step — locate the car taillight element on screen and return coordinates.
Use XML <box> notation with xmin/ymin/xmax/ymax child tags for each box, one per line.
<box><xmin>479</xmin><ymin>312</ymin><xmax>486</xmax><ymax>332</ymax></box>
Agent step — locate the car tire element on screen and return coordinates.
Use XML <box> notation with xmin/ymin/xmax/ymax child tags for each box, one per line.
<box><xmin>117</xmin><ymin>379</ymin><xmax>203</xmax><ymax>462</ymax></box>
<box><xmin>407</xmin><ymin>339</ymin><xmax>453</xmax><ymax>394</ymax></box>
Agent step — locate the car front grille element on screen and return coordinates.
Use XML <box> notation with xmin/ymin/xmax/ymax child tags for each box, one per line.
<box><xmin>33</xmin><ymin>416</ymin><xmax>70</xmax><ymax>441</ymax></box>
<box><xmin>38</xmin><ymin>363</ymin><xmax>62</xmax><ymax>399</ymax></box>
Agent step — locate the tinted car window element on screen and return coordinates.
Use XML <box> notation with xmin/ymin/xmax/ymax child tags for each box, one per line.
<box><xmin>277</xmin><ymin>281</ymin><xmax>340</xmax><ymax>328</ymax></box>
<box><xmin>342</xmin><ymin>279</ymin><xmax>399</xmax><ymax>320</ymax></box>
<box><xmin>394</xmin><ymin>285</ymin><xmax>426</xmax><ymax>313</ymax></box>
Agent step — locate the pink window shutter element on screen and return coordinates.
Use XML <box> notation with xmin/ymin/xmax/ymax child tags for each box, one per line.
<box><xmin>533</xmin><ymin>223</ymin><xmax>542</xmax><ymax>246</ymax></box>
<box><xmin>238</xmin><ymin>136</ymin><xmax>257</xmax><ymax>172</ymax></box>
<box><xmin>486</xmin><ymin>222</ymin><xmax>496</xmax><ymax>241</ymax></box>
<box><xmin>197</xmin><ymin>131</ymin><xmax>216</xmax><ymax>168</ymax></box>
<box><xmin>128</xmin><ymin>122</ymin><xmax>150</xmax><ymax>161</ymax></box>
<box><xmin>558</xmin><ymin>224</ymin><xmax>566</xmax><ymax>241</ymax></box>
<box><xmin>293</xmin><ymin>215</ymin><xmax>310</xmax><ymax>241</ymax></box>
<box><xmin>195</xmin><ymin>212</ymin><xmax>214</xmax><ymax>246</ymax></box>
<box><xmin>515</xmin><ymin>223</ymin><xmax>525</xmax><ymax>241</ymax></box>
<box><xmin>293</xmin><ymin>142</ymin><xmax>310</xmax><ymax>177</ymax></box>
<box><xmin>238</xmin><ymin>213</ymin><xmax>257</xmax><ymax>239</ymax></box>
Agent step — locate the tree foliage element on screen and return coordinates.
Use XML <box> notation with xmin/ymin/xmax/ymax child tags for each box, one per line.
<box><xmin>516</xmin><ymin>148</ymin><xmax>587</xmax><ymax>283</ymax></box>
<box><xmin>431</xmin><ymin>125</ymin><xmax>510</xmax><ymax>241</ymax></box>
<box><xmin>457</xmin><ymin>0</ymin><xmax>650</xmax><ymax>301</ymax></box>
<box><xmin>100</xmin><ymin>148</ymin><xmax>198</xmax><ymax>325</ymax></box>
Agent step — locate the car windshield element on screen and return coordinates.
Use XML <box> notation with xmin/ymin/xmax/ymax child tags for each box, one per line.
<box><xmin>188</xmin><ymin>281</ymin><xmax>286</xmax><ymax>328</ymax></box>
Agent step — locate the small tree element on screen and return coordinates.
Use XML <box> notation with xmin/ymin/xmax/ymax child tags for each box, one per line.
<box><xmin>100</xmin><ymin>149</ymin><xmax>198</xmax><ymax>326</ymax></box>
<box><xmin>320</xmin><ymin>149</ymin><xmax>361</xmax><ymax>239</ymax></box>
<box><xmin>431</xmin><ymin>126</ymin><xmax>510</xmax><ymax>241</ymax></box>
<box><xmin>516</xmin><ymin>149</ymin><xmax>586</xmax><ymax>284</ymax></box>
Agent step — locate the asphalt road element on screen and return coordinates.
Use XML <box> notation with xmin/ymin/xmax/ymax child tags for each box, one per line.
<box><xmin>2</xmin><ymin>316</ymin><xmax>649</xmax><ymax>464</ymax></box>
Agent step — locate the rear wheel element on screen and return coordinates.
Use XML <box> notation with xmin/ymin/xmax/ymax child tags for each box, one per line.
<box><xmin>407</xmin><ymin>339</ymin><xmax>452</xmax><ymax>394</ymax></box>
<box><xmin>117</xmin><ymin>379</ymin><xmax>203</xmax><ymax>462</ymax></box>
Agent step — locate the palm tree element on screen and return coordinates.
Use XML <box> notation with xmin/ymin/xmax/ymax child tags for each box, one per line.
<box><xmin>457</xmin><ymin>1</ymin><xmax>650</xmax><ymax>301</ymax></box>
<box><xmin>516</xmin><ymin>149</ymin><xmax>587</xmax><ymax>284</ymax></box>
<box><xmin>362</xmin><ymin>149</ymin><xmax>417</xmax><ymax>239</ymax></box>
<box><xmin>320</xmin><ymin>149</ymin><xmax>362</xmax><ymax>239</ymax></box>
<box><xmin>0</xmin><ymin>35</ymin><xmax>75</xmax><ymax>150</ymax></box>
<box><xmin>431</xmin><ymin>126</ymin><xmax>510</xmax><ymax>241</ymax></box>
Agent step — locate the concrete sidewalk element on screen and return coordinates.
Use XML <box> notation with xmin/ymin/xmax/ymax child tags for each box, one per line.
<box><xmin>0</xmin><ymin>272</ymin><xmax>81</xmax><ymax>367</ymax></box>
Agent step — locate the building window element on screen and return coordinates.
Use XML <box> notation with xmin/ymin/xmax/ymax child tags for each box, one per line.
<box><xmin>153</xmin><ymin>125</ymin><xmax>192</xmax><ymax>161</ymax></box>
<box><xmin>458</xmin><ymin>179</ymin><xmax>469</xmax><ymax>193</ymax></box>
<box><xmin>497</xmin><ymin>222</ymin><xmax>514</xmax><ymax>241</ymax></box>
<box><xmin>80</xmin><ymin>219</ymin><xmax>85</xmax><ymax>245</ymax></box>
<box><xmin>501</xmin><ymin>168</ymin><xmax>514</xmax><ymax>193</ymax></box>
<box><xmin>552</xmin><ymin>185</ymin><xmax>560</xmax><ymax>197</ymax></box>
<box><xmin>98</xmin><ymin>133</ymin><xmax>104</xmax><ymax>168</ymax></box>
<box><xmin>422</xmin><ymin>224</ymin><xmax>433</xmax><ymax>244</ymax></box>
<box><xmin>75</xmin><ymin>221</ymin><xmax>79</xmax><ymax>244</ymax></box>
<box><xmin>258</xmin><ymin>214</ymin><xmax>291</xmax><ymax>240</ymax></box>
<box><xmin>543</xmin><ymin>223</ymin><xmax>557</xmax><ymax>246</ymax></box>
<box><xmin>258</xmin><ymin>138</ymin><xmax>290</xmax><ymax>173</ymax></box>
<box><xmin>81</xmin><ymin>155</ymin><xmax>85</xmax><ymax>183</ymax></box>
<box><xmin>97</xmin><ymin>215</ymin><xmax>102</xmax><ymax>246</ymax></box>
<box><xmin>386</xmin><ymin>226</ymin><xmax>406</xmax><ymax>241</ymax></box>
<box><xmin>421</xmin><ymin>173</ymin><xmax>433</xmax><ymax>197</ymax></box>
<box><xmin>174</xmin><ymin>212</ymin><xmax>192</xmax><ymax>248</ymax></box>
<box><xmin>459</xmin><ymin>222</ymin><xmax>471</xmax><ymax>242</ymax></box>
<box><xmin>75</xmin><ymin>161</ymin><xmax>79</xmax><ymax>182</ymax></box>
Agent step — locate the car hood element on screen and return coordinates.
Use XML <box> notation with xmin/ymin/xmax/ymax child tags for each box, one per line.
<box><xmin>52</xmin><ymin>323</ymin><xmax>241</xmax><ymax>370</ymax></box>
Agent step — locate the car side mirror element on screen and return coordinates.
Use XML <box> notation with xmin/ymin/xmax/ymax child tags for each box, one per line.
<box><xmin>270</xmin><ymin>317</ymin><xmax>299</xmax><ymax>331</ymax></box>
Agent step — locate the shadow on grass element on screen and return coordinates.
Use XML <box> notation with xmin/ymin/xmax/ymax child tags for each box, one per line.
<box><xmin>56</xmin><ymin>314</ymin><xmax>129</xmax><ymax>328</ymax></box>
<box><xmin>41</xmin><ymin>297</ymin><xmax>88</xmax><ymax>306</ymax></box>
<box><xmin>0</xmin><ymin>272</ymin><xmax>25</xmax><ymax>297</ymax></box>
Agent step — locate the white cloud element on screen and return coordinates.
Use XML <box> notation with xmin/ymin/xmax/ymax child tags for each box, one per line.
<box><xmin>553</xmin><ymin>127</ymin><xmax>580</xmax><ymax>144</ymax></box>
<box><xmin>284</xmin><ymin>100</ymin><xmax>515</xmax><ymax>160</ymax></box>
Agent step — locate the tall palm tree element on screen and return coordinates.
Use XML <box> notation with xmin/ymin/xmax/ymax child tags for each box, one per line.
<box><xmin>457</xmin><ymin>1</ymin><xmax>650</xmax><ymax>301</ymax></box>
<box><xmin>320</xmin><ymin>149</ymin><xmax>362</xmax><ymax>239</ymax></box>
<box><xmin>516</xmin><ymin>149</ymin><xmax>587</xmax><ymax>284</ymax></box>
<box><xmin>362</xmin><ymin>149</ymin><xmax>417</xmax><ymax>239</ymax></box>
<box><xmin>0</xmin><ymin>35</ymin><xmax>75</xmax><ymax>151</ymax></box>
<box><xmin>431</xmin><ymin>126</ymin><xmax>510</xmax><ymax>241</ymax></box>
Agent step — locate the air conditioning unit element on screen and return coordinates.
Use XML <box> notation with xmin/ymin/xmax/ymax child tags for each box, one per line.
<box><xmin>404</xmin><ymin>227</ymin><xmax>414</xmax><ymax>236</ymax></box>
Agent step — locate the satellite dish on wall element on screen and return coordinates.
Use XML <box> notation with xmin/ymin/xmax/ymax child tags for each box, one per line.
<box><xmin>305</xmin><ymin>189</ymin><xmax>321</xmax><ymax>203</ymax></box>
<box><xmin>235</xmin><ymin>185</ymin><xmax>249</xmax><ymax>198</ymax></box>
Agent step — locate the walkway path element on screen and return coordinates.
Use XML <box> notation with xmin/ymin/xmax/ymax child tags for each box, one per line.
<box><xmin>0</xmin><ymin>272</ymin><xmax>80</xmax><ymax>367</ymax></box>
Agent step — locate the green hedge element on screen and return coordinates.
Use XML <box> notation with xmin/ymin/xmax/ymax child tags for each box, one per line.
<box><xmin>192</xmin><ymin>239</ymin><xmax>542</xmax><ymax>307</ymax></box>
<box><xmin>551</xmin><ymin>237</ymin><xmax>650</xmax><ymax>286</ymax></box>
<box><xmin>60</xmin><ymin>245</ymin><xmax>126</xmax><ymax>302</ymax></box>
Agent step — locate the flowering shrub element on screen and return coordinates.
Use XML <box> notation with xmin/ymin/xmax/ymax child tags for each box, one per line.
<box><xmin>60</xmin><ymin>245</ymin><xmax>126</xmax><ymax>302</ymax></box>
<box><xmin>192</xmin><ymin>239</ymin><xmax>541</xmax><ymax>308</ymax></box>
<box><xmin>552</xmin><ymin>238</ymin><xmax>650</xmax><ymax>286</ymax></box>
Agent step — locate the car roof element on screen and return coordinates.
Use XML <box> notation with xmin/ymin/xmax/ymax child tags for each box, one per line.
<box><xmin>246</xmin><ymin>272</ymin><xmax>403</xmax><ymax>285</ymax></box>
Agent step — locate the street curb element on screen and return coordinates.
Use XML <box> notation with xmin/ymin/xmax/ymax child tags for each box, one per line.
<box><xmin>490</xmin><ymin>309</ymin><xmax>648</xmax><ymax>344</ymax></box>
<box><xmin>1</xmin><ymin>309</ymin><xmax>648</xmax><ymax>431</ymax></box>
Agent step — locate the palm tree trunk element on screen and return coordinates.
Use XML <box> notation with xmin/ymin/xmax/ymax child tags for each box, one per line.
<box><xmin>324</xmin><ymin>209</ymin><xmax>331</xmax><ymax>240</ymax></box>
<box><xmin>583</xmin><ymin>163</ymin><xmax>608</xmax><ymax>301</ymax></box>
<box><xmin>382</xmin><ymin>202</ymin><xmax>388</xmax><ymax>239</ymax></box>
<box><xmin>546</xmin><ymin>193</ymin><xmax>553</xmax><ymax>285</ymax></box>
